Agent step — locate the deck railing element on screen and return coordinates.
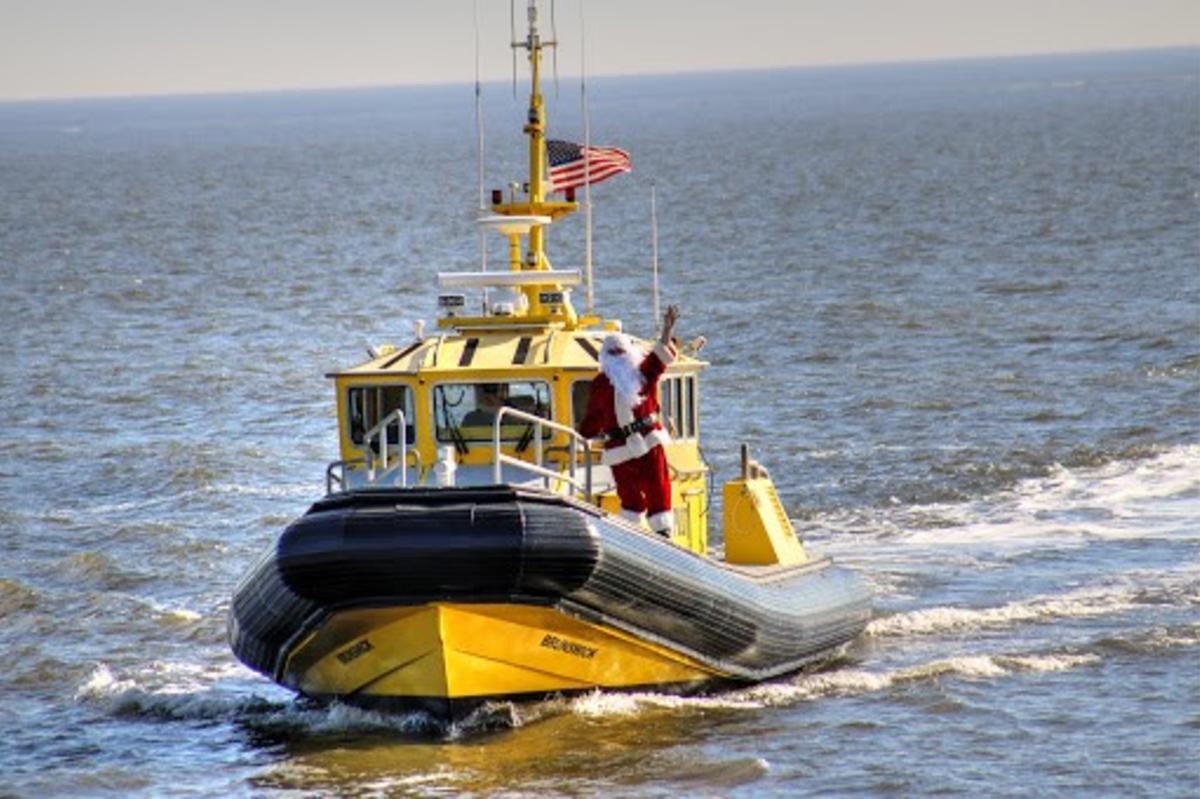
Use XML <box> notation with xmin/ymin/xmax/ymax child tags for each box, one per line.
<box><xmin>364</xmin><ymin>408</ymin><xmax>410</xmax><ymax>484</ymax></box>
<box><xmin>326</xmin><ymin>407</ymin><xmax>594</xmax><ymax>499</ymax></box>
<box><xmin>492</xmin><ymin>406</ymin><xmax>593</xmax><ymax>501</ymax></box>
<box><xmin>325</xmin><ymin>409</ymin><xmax>416</xmax><ymax>494</ymax></box>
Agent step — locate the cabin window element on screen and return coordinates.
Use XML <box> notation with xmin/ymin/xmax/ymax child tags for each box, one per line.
<box><xmin>682</xmin><ymin>376</ymin><xmax>696</xmax><ymax>438</ymax></box>
<box><xmin>660</xmin><ymin>378</ymin><xmax>675</xmax><ymax>431</ymax></box>
<box><xmin>348</xmin><ymin>385</ymin><xmax>415</xmax><ymax>446</ymax></box>
<box><xmin>433</xmin><ymin>381</ymin><xmax>552</xmax><ymax>443</ymax></box>
<box><xmin>659</xmin><ymin>375</ymin><xmax>698</xmax><ymax>440</ymax></box>
<box><xmin>571</xmin><ymin>379</ymin><xmax>593</xmax><ymax>427</ymax></box>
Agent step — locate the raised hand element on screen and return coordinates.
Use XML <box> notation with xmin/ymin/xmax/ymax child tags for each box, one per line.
<box><xmin>661</xmin><ymin>304</ymin><xmax>680</xmax><ymax>344</ymax></box>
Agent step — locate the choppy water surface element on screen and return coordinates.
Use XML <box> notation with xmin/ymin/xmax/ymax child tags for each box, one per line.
<box><xmin>1</xmin><ymin>49</ymin><xmax>1197</xmax><ymax>797</ymax></box>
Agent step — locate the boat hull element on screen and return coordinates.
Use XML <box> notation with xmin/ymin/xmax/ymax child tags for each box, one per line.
<box><xmin>228</xmin><ymin>486</ymin><xmax>870</xmax><ymax>717</ymax></box>
<box><xmin>284</xmin><ymin>602</ymin><xmax>724</xmax><ymax>719</ymax></box>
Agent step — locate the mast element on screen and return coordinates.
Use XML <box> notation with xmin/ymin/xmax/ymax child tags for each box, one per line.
<box><xmin>491</xmin><ymin>0</ymin><xmax>580</xmax><ymax>322</ymax></box>
<box><xmin>451</xmin><ymin>1</ymin><xmax>584</xmax><ymax>331</ymax></box>
<box><xmin>522</xmin><ymin>0</ymin><xmax>549</xmax><ymax>265</ymax></box>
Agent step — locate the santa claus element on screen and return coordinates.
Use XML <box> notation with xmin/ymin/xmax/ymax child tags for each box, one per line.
<box><xmin>578</xmin><ymin>305</ymin><xmax>679</xmax><ymax>537</ymax></box>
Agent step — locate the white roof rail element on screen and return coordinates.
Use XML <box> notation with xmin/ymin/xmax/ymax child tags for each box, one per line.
<box><xmin>437</xmin><ymin>270</ymin><xmax>582</xmax><ymax>288</ymax></box>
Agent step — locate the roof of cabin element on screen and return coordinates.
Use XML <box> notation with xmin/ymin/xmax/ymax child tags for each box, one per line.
<box><xmin>327</xmin><ymin>328</ymin><xmax>706</xmax><ymax>379</ymax></box>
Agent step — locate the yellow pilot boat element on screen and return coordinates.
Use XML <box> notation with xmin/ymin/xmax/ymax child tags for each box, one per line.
<box><xmin>228</xmin><ymin>2</ymin><xmax>870</xmax><ymax>721</ymax></box>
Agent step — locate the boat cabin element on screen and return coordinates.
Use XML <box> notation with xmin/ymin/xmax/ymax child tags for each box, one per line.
<box><xmin>325</xmin><ymin>301</ymin><xmax>712</xmax><ymax>555</ymax></box>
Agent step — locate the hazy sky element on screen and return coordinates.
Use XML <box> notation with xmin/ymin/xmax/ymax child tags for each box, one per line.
<box><xmin>1</xmin><ymin>0</ymin><xmax>1197</xmax><ymax>100</ymax></box>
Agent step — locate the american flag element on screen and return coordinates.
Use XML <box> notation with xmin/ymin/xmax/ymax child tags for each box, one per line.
<box><xmin>547</xmin><ymin>139</ymin><xmax>632</xmax><ymax>193</ymax></box>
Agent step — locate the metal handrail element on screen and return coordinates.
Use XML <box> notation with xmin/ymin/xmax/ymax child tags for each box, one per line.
<box><xmin>326</xmin><ymin>450</ymin><xmax>423</xmax><ymax>495</ymax></box>
<box><xmin>326</xmin><ymin>459</ymin><xmax>355</xmax><ymax>495</ymax></box>
<box><xmin>364</xmin><ymin>408</ymin><xmax>413</xmax><ymax>486</ymax></box>
<box><xmin>491</xmin><ymin>406</ymin><xmax>593</xmax><ymax>501</ymax></box>
<box><xmin>325</xmin><ymin>409</ymin><xmax>419</xmax><ymax>494</ymax></box>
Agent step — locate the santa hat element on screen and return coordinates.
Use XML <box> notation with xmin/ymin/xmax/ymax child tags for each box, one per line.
<box><xmin>602</xmin><ymin>333</ymin><xmax>633</xmax><ymax>357</ymax></box>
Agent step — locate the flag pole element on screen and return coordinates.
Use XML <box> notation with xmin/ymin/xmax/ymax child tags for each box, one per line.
<box><xmin>474</xmin><ymin>0</ymin><xmax>489</xmax><ymax>313</ymax></box>
<box><xmin>651</xmin><ymin>180</ymin><xmax>660</xmax><ymax>332</ymax></box>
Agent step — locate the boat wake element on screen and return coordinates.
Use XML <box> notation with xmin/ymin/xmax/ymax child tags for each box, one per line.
<box><xmin>739</xmin><ymin>651</ymin><xmax>1102</xmax><ymax>705</ymax></box>
<box><xmin>559</xmin><ymin>622</ymin><xmax>1198</xmax><ymax>717</ymax></box>
<box><xmin>557</xmin><ymin>650</ymin><xmax>1103</xmax><ymax>718</ymax></box>
<box><xmin>818</xmin><ymin>442</ymin><xmax>1200</xmax><ymax>551</ymax></box>
<box><xmin>903</xmin><ymin>444</ymin><xmax>1200</xmax><ymax>548</ymax></box>
<box><xmin>865</xmin><ymin>568</ymin><xmax>1198</xmax><ymax>638</ymax></box>
<box><xmin>75</xmin><ymin>662</ymin><xmax>271</xmax><ymax>719</ymax></box>
<box><xmin>74</xmin><ymin>661</ymin><xmax>518</xmax><ymax>738</ymax></box>
<box><xmin>74</xmin><ymin>609</ymin><xmax>1199</xmax><ymax>734</ymax></box>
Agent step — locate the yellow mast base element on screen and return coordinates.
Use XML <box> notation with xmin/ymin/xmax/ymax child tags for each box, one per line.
<box><xmin>492</xmin><ymin>200</ymin><xmax>578</xmax><ymax>222</ymax></box>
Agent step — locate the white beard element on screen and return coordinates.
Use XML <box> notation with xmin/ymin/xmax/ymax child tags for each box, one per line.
<box><xmin>601</xmin><ymin>345</ymin><xmax>645</xmax><ymax>410</ymax></box>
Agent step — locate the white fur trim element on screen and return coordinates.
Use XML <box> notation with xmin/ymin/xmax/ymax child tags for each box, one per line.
<box><xmin>647</xmin><ymin>510</ymin><xmax>675</xmax><ymax>533</ymax></box>
<box><xmin>626</xmin><ymin>432</ymin><xmax>649</xmax><ymax>458</ymax></box>
<box><xmin>601</xmin><ymin>428</ymin><xmax>670</xmax><ymax>466</ymax></box>
<box><xmin>614</xmin><ymin>393</ymin><xmax>636</xmax><ymax>426</ymax></box>
<box><xmin>653</xmin><ymin>340</ymin><xmax>678</xmax><ymax>366</ymax></box>
<box><xmin>619</xmin><ymin>509</ymin><xmax>647</xmax><ymax>527</ymax></box>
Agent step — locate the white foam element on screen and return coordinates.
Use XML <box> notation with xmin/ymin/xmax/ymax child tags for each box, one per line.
<box><xmin>559</xmin><ymin>651</ymin><xmax>1090</xmax><ymax>717</ymax></box>
<box><xmin>1159</xmin><ymin>632</ymin><xmax>1200</xmax><ymax>648</ymax></box>
<box><xmin>916</xmin><ymin>444</ymin><xmax>1200</xmax><ymax>547</ymax></box>
<box><xmin>166</xmin><ymin>608</ymin><xmax>203</xmax><ymax>622</ymax></box>
<box><xmin>74</xmin><ymin>660</ymin><xmax>278</xmax><ymax>721</ymax></box>
<box><xmin>129</xmin><ymin>594</ymin><xmax>205</xmax><ymax>623</ymax></box>
<box><xmin>78</xmin><ymin>660</ymin><xmax>246</xmax><ymax>695</ymax></box>
<box><xmin>814</xmin><ymin>444</ymin><xmax>1200</xmax><ymax>558</ymax></box>
<box><xmin>866</xmin><ymin>581</ymin><xmax>1142</xmax><ymax>637</ymax></box>
<box><xmin>569</xmin><ymin>689</ymin><xmax>760</xmax><ymax>718</ymax></box>
<box><xmin>720</xmin><ymin>650</ymin><xmax>1100</xmax><ymax>711</ymax></box>
<box><xmin>733</xmin><ymin>651</ymin><xmax>1101</xmax><ymax>707</ymax></box>
<box><xmin>75</xmin><ymin>663</ymin><xmax>134</xmax><ymax>701</ymax></box>
<box><xmin>996</xmin><ymin>653</ymin><xmax>1101</xmax><ymax>672</ymax></box>
<box><xmin>74</xmin><ymin>661</ymin><xmax>447</xmax><ymax>733</ymax></box>
<box><xmin>299</xmin><ymin>702</ymin><xmax>438</xmax><ymax>735</ymax></box>
<box><xmin>76</xmin><ymin>665</ymin><xmax>254</xmax><ymax>720</ymax></box>
<box><xmin>911</xmin><ymin>655</ymin><xmax>1009</xmax><ymax>679</ymax></box>
<box><xmin>870</xmin><ymin>565</ymin><xmax>1200</xmax><ymax>639</ymax></box>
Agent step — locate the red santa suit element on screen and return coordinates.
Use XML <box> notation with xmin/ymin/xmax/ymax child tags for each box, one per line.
<box><xmin>578</xmin><ymin>335</ymin><xmax>677</xmax><ymax>535</ymax></box>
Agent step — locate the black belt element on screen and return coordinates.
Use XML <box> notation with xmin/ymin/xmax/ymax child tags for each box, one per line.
<box><xmin>605</xmin><ymin>413</ymin><xmax>659</xmax><ymax>443</ymax></box>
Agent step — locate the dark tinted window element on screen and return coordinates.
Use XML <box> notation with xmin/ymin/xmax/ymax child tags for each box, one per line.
<box><xmin>348</xmin><ymin>385</ymin><xmax>415</xmax><ymax>445</ymax></box>
<box><xmin>433</xmin><ymin>381</ymin><xmax>552</xmax><ymax>443</ymax></box>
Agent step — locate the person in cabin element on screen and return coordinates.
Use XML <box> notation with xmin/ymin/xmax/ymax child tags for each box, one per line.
<box><xmin>578</xmin><ymin>305</ymin><xmax>680</xmax><ymax>537</ymax></box>
<box><xmin>463</xmin><ymin>383</ymin><xmax>509</xmax><ymax>427</ymax></box>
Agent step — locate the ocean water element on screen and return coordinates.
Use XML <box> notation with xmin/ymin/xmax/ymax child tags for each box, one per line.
<box><xmin>1</xmin><ymin>48</ymin><xmax>1198</xmax><ymax>797</ymax></box>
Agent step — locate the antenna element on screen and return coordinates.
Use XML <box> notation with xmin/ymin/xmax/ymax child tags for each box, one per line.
<box><xmin>551</xmin><ymin>0</ymin><xmax>560</xmax><ymax>99</ymax></box>
<box><xmin>651</xmin><ymin>181</ymin><xmax>660</xmax><ymax>330</ymax></box>
<box><xmin>510</xmin><ymin>0</ymin><xmax>518</xmax><ymax>99</ymax></box>
<box><xmin>580</xmin><ymin>0</ymin><xmax>594</xmax><ymax>314</ymax></box>
<box><xmin>474</xmin><ymin>0</ymin><xmax>489</xmax><ymax>311</ymax></box>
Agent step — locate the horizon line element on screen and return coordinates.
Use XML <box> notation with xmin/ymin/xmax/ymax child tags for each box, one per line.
<box><xmin>2</xmin><ymin>43</ymin><xmax>1195</xmax><ymax>105</ymax></box>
